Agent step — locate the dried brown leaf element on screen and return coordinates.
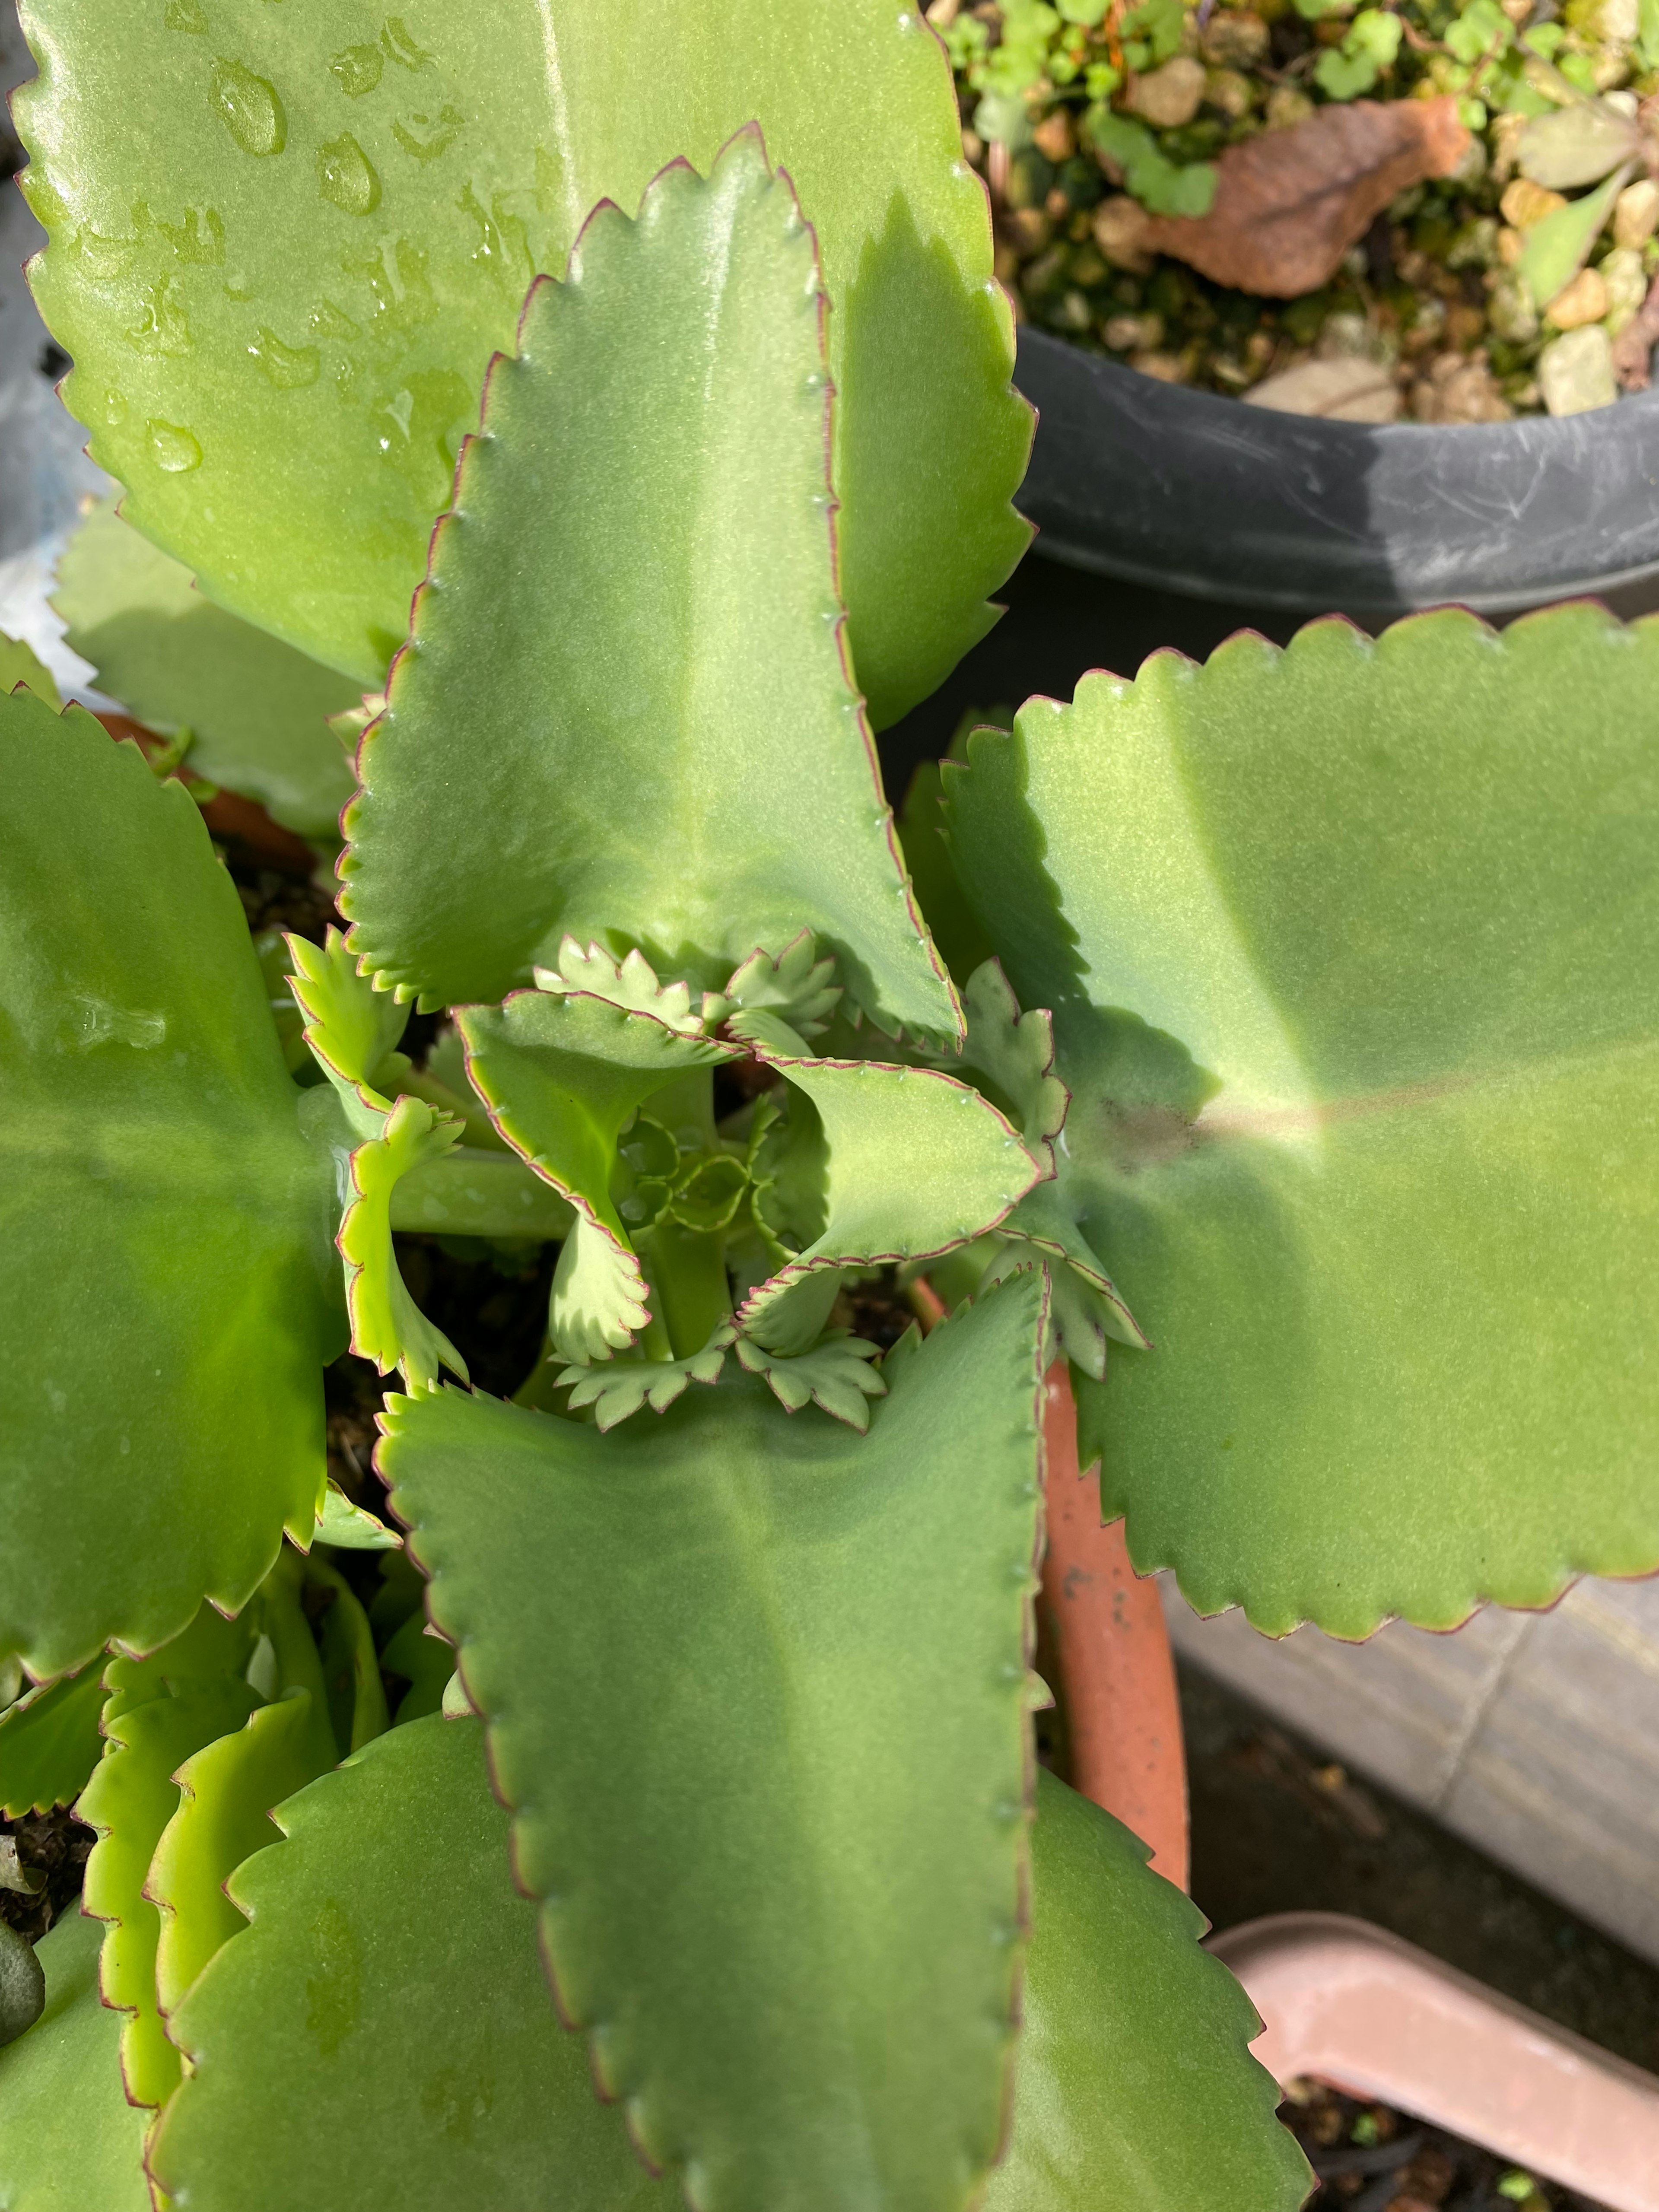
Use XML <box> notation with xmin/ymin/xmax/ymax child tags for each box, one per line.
<box><xmin>1144</xmin><ymin>97</ymin><xmax>1471</xmax><ymax>297</ymax></box>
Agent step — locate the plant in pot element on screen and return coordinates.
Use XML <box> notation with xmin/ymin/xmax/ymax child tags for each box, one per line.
<box><xmin>942</xmin><ymin>0</ymin><xmax>1659</xmax><ymax>626</ymax></box>
<box><xmin>2</xmin><ymin>5</ymin><xmax>1657</xmax><ymax>2208</ymax></box>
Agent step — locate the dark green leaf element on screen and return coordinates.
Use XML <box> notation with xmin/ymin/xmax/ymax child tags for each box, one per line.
<box><xmin>383</xmin><ymin>1271</ymin><xmax>1047</xmax><ymax>2212</ymax></box>
<box><xmin>0</xmin><ymin>693</ymin><xmax>340</xmax><ymax>1677</ymax></box>
<box><xmin>946</xmin><ymin>609</ymin><xmax>1659</xmax><ymax>1634</ymax></box>
<box><xmin>0</xmin><ymin>1909</ymin><xmax>150</xmax><ymax>2211</ymax></box>
<box><xmin>17</xmin><ymin>0</ymin><xmax>1028</xmax><ymax>728</ymax></box>
<box><xmin>984</xmin><ymin>1772</ymin><xmax>1309</xmax><ymax>2212</ymax></box>
<box><xmin>52</xmin><ymin>496</ymin><xmax>359</xmax><ymax>838</ymax></box>
<box><xmin>150</xmin><ymin>1716</ymin><xmax>673</xmax><ymax>2212</ymax></box>
<box><xmin>339</xmin><ymin>136</ymin><xmax>958</xmax><ymax>1039</ymax></box>
<box><xmin>0</xmin><ymin>1667</ymin><xmax>106</xmax><ymax>1817</ymax></box>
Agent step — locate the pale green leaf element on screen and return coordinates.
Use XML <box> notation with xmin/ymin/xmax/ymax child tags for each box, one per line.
<box><xmin>983</xmin><ymin>1771</ymin><xmax>1309</xmax><ymax>2212</ymax></box>
<box><xmin>314</xmin><ymin>1478</ymin><xmax>401</xmax><ymax>1550</ymax></box>
<box><xmin>1516</xmin><ymin>102</ymin><xmax>1642</xmax><ymax>190</ymax></box>
<box><xmin>340</xmin><ymin>1094</ymin><xmax>469</xmax><ymax>1392</ymax></box>
<box><xmin>0</xmin><ymin>632</ymin><xmax>62</xmax><ymax>710</ymax></box>
<box><xmin>459</xmin><ymin>987</ymin><xmax>737</xmax><ymax>1360</ymax></box>
<box><xmin>150</xmin><ymin>1716</ymin><xmax>675</xmax><ymax>2212</ymax></box>
<box><xmin>385</xmin><ymin>1145</ymin><xmax>575</xmax><ymax>1241</ymax></box>
<box><xmin>733</xmin><ymin>1328</ymin><xmax>887</xmax><ymax>1430</ymax></box>
<box><xmin>79</xmin><ymin>1675</ymin><xmax>263</xmax><ymax>2106</ymax></box>
<box><xmin>338</xmin><ymin>135</ymin><xmax>958</xmax><ymax>1039</ymax></box>
<box><xmin>536</xmin><ymin>938</ymin><xmax>712</xmax><ymax>1038</ymax></box>
<box><xmin>17</xmin><ymin>0</ymin><xmax>1029</xmax><ymax>728</ymax></box>
<box><xmin>737</xmin><ymin>1012</ymin><xmax>1044</xmax><ymax>1353</ymax></box>
<box><xmin>148</xmin><ymin>1690</ymin><xmax>334</xmax><ymax>2018</ymax></box>
<box><xmin>286</xmin><ymin>923</ymin><xmax>407</xmax><ymax>1128</ymax></box>
<box><xmin>955</xmin><ymin>958</ymin><xmax>1068</xmax><ymax>1171</ymax></box>
<box><xmin>382</xmin><ymin>1270</ymin><xmax>1046</xmax><ymax>2212</ymax></box>
<box><xmin>0</xmin><ymin>692</ymin><xmax>340</xmax><ymax>1678</ymax></box>
<box><xmin>52</xmin><ymin>495</ymin><xmax>359</xmax><ymax>836</ymax></box>
<box><xmin>1520</xmin><ymin>161</ymin><xmax>1634</xmax><ymax>307</ymax></box>
<box><xmin>0</xmin><ymin>1667</ymin><xmax>106</xmax><ymax>1817</ymax></box>
<box><xmin>0</xmin><ymin>1910</ymin><xmax>151</xmax><ymax>2212</ymax></box>
<box><xmin>716</xmin><ymin>930</ymin><xmax>842</xmax><ymax>1038</ymax></box>
<box><xmin>946</xmin><ymin>608</ymin><xmax>1659</xmax><ymax>1635</ymax></box>
<box><xmin>558</xmin><ymin>1326</ymin><xmax>734</xmax><ymax>1432</ymax></box>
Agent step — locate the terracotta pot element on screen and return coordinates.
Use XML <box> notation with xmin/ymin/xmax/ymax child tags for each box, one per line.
<box><xmin>1211</xmin><ymin>1912</ymin><xmax>1659</xmax><ymax>2212</ymax></box>
<box><xmin>1037</xmin><ymin>1362</ymin><xmax>1189</xmax><ymax>1889</ymax></box>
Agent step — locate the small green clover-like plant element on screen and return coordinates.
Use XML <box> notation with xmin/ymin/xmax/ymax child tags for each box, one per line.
<box><xmin>1085</xmin><ymin>108</ymin><xmax>1218</xmax><ymax>219</ymax></box>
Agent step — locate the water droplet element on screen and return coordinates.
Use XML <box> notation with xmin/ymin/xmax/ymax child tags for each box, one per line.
<box><xmin>318</xmin><ymin>132</ymin><xmax>381</xmax><ymax>216</ymax></box>
<box><xmin>165</xmin><ymin>0</ymin><xmax>207</xmax><ymax>29</ymax></box>
<box><xmin>103</xmin><ymin>389</ymin><xmax>128</xmax><ymax>424</ymax></box>
<box><xmin>76</xmin><ymin>226</ymin><xmax>141</xmax><ymax>279</ymax></box>
<box><xmin>156</xmin><ymin>205</ymin><xmax>225</xmax><ymax>265</ymax></box>
<box><xmin>249</xmin><ymin>326</ymin><xmax>321</xmax><ymax>389</ymax></box>
<box><xmin>124</xmin><ymin>274</ymin><xmax>193</xmax><ymax>358</ymax></box>
<box><xmin>147</xmin><ymin>419</ymin><xmax>203</xmax><ymax>473</ymax></box>
<box><xmin>330</xmin><ymin>43</ymin><xmax>384</xmax><ymax>97</ymax></box>
<box><xmin>67</xmin><ymin>992</ymin><xmax>168</xmax><ymax>1049</ymax></box>
<box><xmin>393</xmin><ymin>105</ymin><xmax>463</xmax><ymax>161</ymax></box>
<box><xmin>223</xmin><ymin>271</ymin><xmax>257</xmax><ymax>302</ymax></box>
<box><xmin>381</xmin><ymin>14</ymin><xmax>433</xmax><ymax>69</ymax></box>
<box><xmin>309</xmin><ymin>297</ymin><xmax>360</xmax><ymax>340</ymax></box>
<box><xmin>211</xmin><ymin>58</ymin><xmax>288</xmax><ymax>158</ymax></box>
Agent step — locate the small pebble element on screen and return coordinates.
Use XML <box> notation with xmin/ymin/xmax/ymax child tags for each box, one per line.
<box><xmin>1545</xmin><ymin>267</ymin><xmax>1609</xmax><ymax>330</ymax></box>
<box><xmin>1200</xmin><ymin>8</ymin><xmax>1271</xmax><ymax>67</ymax></box>
<box><xmin>1411</xmin><ymin>352</ymin><xmax>1513</xmax><ymax>423</ymax></box>
<box><xmin>1127</xmin><ymin>56</ymin><xmax>1207</xmax><ymax>130</ymax></box>
<box><xmin>1499</xmin><ymin>178</ymin><xmax>1567</xmax><ymax>229</ymax></box>
<box><xmin>1538</xmin><ymin>324</ymin><xmax>1618</xmax><ymax>415</ymax></box>
<box><xmin>1093</xmin><ymin>194</ymin><xmax>1155</xmax><ymax>273</ymax></box>
<box><xmin>1614</xmin><ymin>177</ymin><xmax>1659</xmax><ymax>250</ymax></box>
<box><xmin>1244</xmin><ymin>355</ymin><xmax>1402</xmax><ymax>421</ymax></box>
<box><xmin>1599</xmin><ymin>245</ymin><xmax>1649</xmax><ymax>333</ymax></box>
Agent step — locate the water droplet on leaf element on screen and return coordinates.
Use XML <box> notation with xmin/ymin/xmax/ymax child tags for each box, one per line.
<box><xmin>331</xmin><ymin>43</ymin><xmax>384</xmax><ymax>97</ymax></box>
<box><xmin>381</xmin><ymin>14</ymin><xmax>434</xmax><ymax>70</ymax></box>
<box><xmin>104</xmin><ymin>389</ymin><xmax>129</xmax><ymax>424</ymax></box>
<box><xmin>393</xmin><ymin>105</ymin><xmax>463</xmax><ymax>161</ymax></box>
<box><xmin>124</xmin><ymin>274</ymin><xmax>193</xmax><ymax>358</ymax></box>
<box><xmin>165</xmin><ymin>0</ymin><xmax>207</xmax><ymax>29</ymax></box>
<box><xmin>147</xmin><ymin>419</ymin><xmax>203</xmax><ymax>473</ymax></box>
<box><xmin>249</xmin><ymin>326</ymin><xmax>321</xmax><ymax>389</ymax></box>
<box><xmin>211</xmin><ymin>57</ymin><xmax>288</xmax><ymax>157</ymax></box>
<box><xmin>318</xmin><ymin>132</ymin><xmax>382</xmax><ymax>216</ymax></box>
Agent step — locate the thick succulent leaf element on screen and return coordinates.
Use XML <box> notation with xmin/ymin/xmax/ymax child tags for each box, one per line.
<box><xmin>995</xmin><ymin>1180</ymin><xmax>1148</xmax><ymax>1374</ymax></box>
<box><xmin>1519</xmin><ymin>160</ymin><xmax>1634</xmax><ymax>309</ymax></box>
<box><xmin>558</xmin><ymin>1326</ymin><xmax>734</xmax><ymax>1432</ymax></box>
<box><xmin>946</xmin><ymin>608</ymin><xmax>1659</xmax><ymax>1635</ymax></box>
<box><xmin>0</xmin><ymin>1909</ymin><xmax>151</xmax><ymax>2212</ymax></box>
<box><xmin>382</xmin><ymin>1270</ymin><xmax>1046</xmax><ymax>2212</ymax></box>
<box><xmin>314</xmin><ymin>1478</ymin><xmax>401</xmax><ymax>1549</ymax></box>
<box><xmin>386</xmin><ymin>1145</ymin><xmax>575</xmax><ymax>1240</ymax></box>
<box><xmin>733</xmin><ymin>1329</ymin><xmax>886</xmax><ymax>1431</ymax></box>
<box><xmin>0</xmin><ymin>1666</ymin><xmax>106</xmax><ymax>1817</ymax></box>
<box><xmin>899</xmin><ymin>760</ymin><xmax>996</xmax><ymax>987</ymax></box>
<box><xmin>148</xmin><ymin>1691</ymin><xmax>333</xmax><ymax>2019</ymax></box>
<box><xmin>101</xmin><ymin>1602</ymin><xmax>257</xmax><ymax>1725</ymax></box>
<box><xmin>286</xmin><ymin>924</ymin><xmax>408</xmax><ymax>1128</ymax></box>
<box><xmin>340</xmin><ymin>135</ymin><xmax>957</xmax><ymax>1041</ymax></box>
<box><xmin>79</xmin><ymin>1676</ymin><xmax>263</xmax><ymax>2106</ymax></box>
<box><xmin>955</xmin><ymin>960</ymin><xmax>1068</xmax><ymax>1173</ymax></box>
<box><xmin>150</xmin><ymin>1716</ymin><xmax>674</xmax><ymax>2212</ymax></box>
<box><xmin>982</xmin><ymin>1771</ymin><xmax>1309</xmax><ymax>2212</ymax></box>
<box><xmin>379</xmin><ymin>1609</ymin><xmax>456</xmax><ymax>1723</ymax></box>
<box><xmin>0</xmin><ymin>692</ymin><xmax>340</xmax><ymax>1678</ymax></box>
<box><xmin>16</xmin><ymin>0</ymin><xmax>1027</xmax><ymax>728</ymax></box>
<box><xmin>536</xmin><ymin>939</ymin><xmax>713</xmax><ymax>1037</ymax></box>
<box><xmin>53</xmin><ymin>495</ymin><xmax>359</xmax><ymax>837</ymax></box>
<box><xmin>0</xmin><ymin>632</ymin><xmax>62</xmax><ymax>709</ymax></box>
<box><xmin>737</xmin><ymin>1012</ymin><xmax>1044</xmax><ymax>1354</ymax></box>
<box><xmin>460</xmin><ymin>988</ymin><xmax>735</xmax><ymax>1360</ymax></box>
<box><xmin>715</xmin><ymin>931</ymin><xmax>842</xmax><ymax>1038</ymax></box>
<box><xmin>339</xmin><ymin>1093</ymin><xmax>469</xmax><ymax>1392</ymax></box>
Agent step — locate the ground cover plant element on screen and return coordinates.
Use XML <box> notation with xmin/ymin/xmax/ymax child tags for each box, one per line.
<box><xmin>946</xmin><ymin>0</ymin><xmax>1659</xmax><ymax>417</ymax></box>
<box><xmin>1</xmin><ymin>4</ymin><xmax>1656</xmax><ymax>2207</ymax></box>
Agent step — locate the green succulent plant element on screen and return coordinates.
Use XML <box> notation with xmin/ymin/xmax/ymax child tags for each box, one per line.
<box><xmin>2</xmin><ymin>5</ymin><xmax>1656</xmax><ymax>2208</ymax></box>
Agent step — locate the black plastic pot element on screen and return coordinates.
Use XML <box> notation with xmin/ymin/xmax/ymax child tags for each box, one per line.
<box><xmin>1014</xmin><ymin>325</ymin><xmax>1659</xmax><ymax>627</ymax></box>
